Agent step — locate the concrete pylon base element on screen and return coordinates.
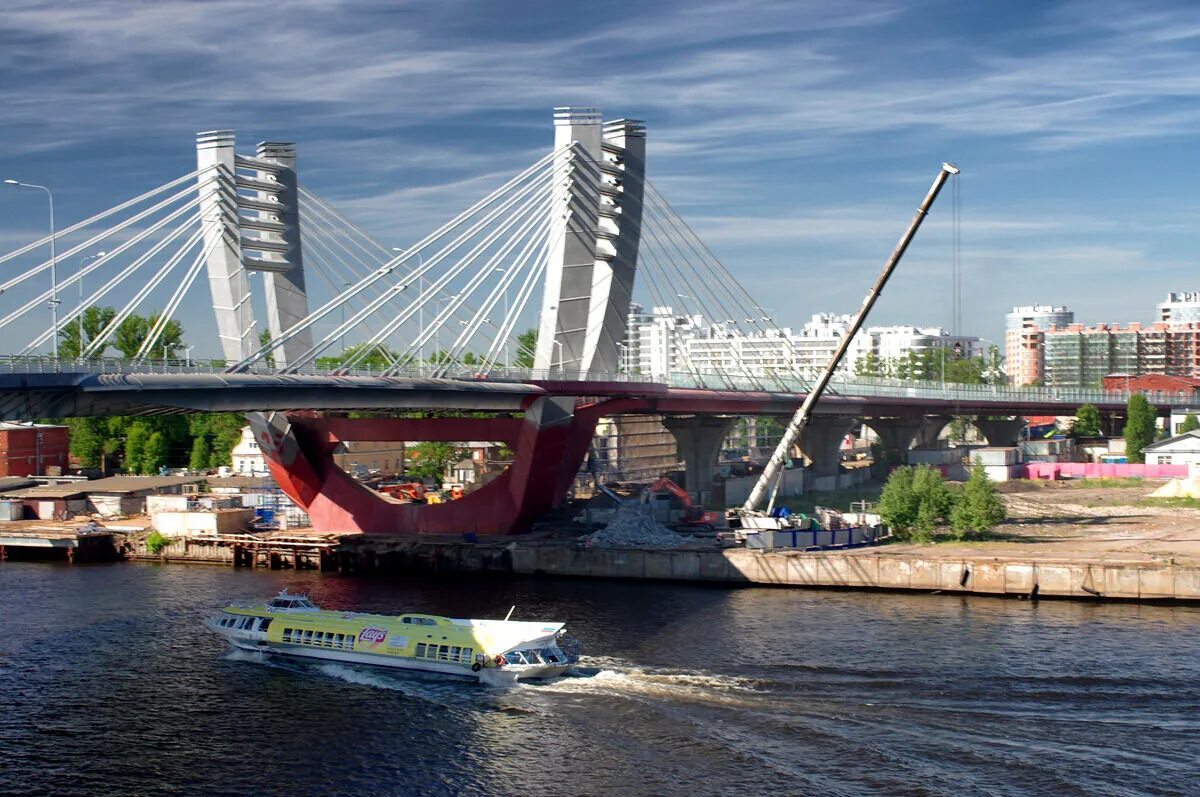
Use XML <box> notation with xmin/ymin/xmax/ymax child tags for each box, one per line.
<box><xmin>663</xmin><ymin>415</ymin><xmax>736</xmax><ymax>504</ymax></box>
<box><xmin>799</xmin><ymin>416</ymin><xmax>858</xmax><ymax>477</ymax></box>
<box><xmin>974</xmin><ymin>417</ymin><xmax>1026</xmax><ymax>447</ymax></box>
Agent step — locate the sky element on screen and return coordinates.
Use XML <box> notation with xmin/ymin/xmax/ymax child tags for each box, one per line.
<box><xmin>2</xmin><ymin>0</ymin><xmax>1200</xmax><ymax>355</ymax></box>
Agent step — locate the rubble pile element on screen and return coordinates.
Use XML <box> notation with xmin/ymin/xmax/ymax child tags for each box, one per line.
<box><xmin>1150</xmin><ymin>476</ymin><xmax>1200</xmax><ymax>499</ymax></box>
<box><xmin>580</xmin><ymin>502</ymin><xmax>692</xmax><ymax>549</ymax></box>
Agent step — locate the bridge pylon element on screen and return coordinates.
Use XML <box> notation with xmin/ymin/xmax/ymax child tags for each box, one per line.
<box><xmin>195</xmin><ymin>131</ymin><xmax>313</xmax><ymax>366</ymax></box>
<box><xmin>535</xmin><ymin>108</ymin><xmax>645</xmax><ymax>378</ymax></box>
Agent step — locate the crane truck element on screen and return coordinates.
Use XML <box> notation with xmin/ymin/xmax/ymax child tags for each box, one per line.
<box><xmin>734</xmin><ymin>162</ymin><xmax>960</xmax><ymax>527</ymax></box>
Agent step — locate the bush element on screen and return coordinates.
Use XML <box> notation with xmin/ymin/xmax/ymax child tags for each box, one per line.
<box><xmin>146</xmin><ymin>530</ymin><xmax>168</xmax><ymax>554</ymax></box>
<box><xmin>878</xmin><ymin>465</ymin><xmax>954</xmax><ymax>541</ymax></box>
<box><xmin>949</xmin><ymin>462</ymin><xmax>1006</xmax><ymax>537</ymax></box>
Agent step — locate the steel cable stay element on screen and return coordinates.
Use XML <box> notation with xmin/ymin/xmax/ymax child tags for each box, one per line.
<box><xmin>135</xmin><ymin>225</ymin><xmax>226</xmax><ymax>361</ymax></box>
<box><xmin>0</xmin><ymin>181</ymin><xmax>208</xmax><ymax>298</ymax></box>
<box><xmin>82</xmin><ymin>223</ymin><xmax>206</xmax><ymax>358</ymax></box>
<box><xmin>300</xmin><ymin>201</ymin><xmax>506</xmax><ymax>342</ymax></box>
<box><xmin>40</xmin><ymin>211</ymin><xmax>204</xmax><ymax>355</ymax></box>
<box><xmin>300</xmin><ymin>235</ymin><xmax>396</xmax><ymax>349</ymax></box>
<box><xmin>348</xmin><ymin>168</ymin><xmax>560</xmax><ymax>375</ymax></box>
<box><xmin>644</xmin><ymin>180</ymin><xmax>784</xmax><ymax>343</ymax></box>
<box><xmin>637</xmin><ymin>227</ymin><xmax>754</xmax><ymax>390</ymax></box>
<box><xmin>229</xmin><ymin>145</ymin><xmax>570</xmax><ymax>372</ymax></box>
<box><xmin>0</xmin><ymin>166</ymin><xmax>212</xmax><ymax>271</ymax></box>
<box><xmin>444</xmin><ymin>201</ymin><xmax>558</xmax><ymax>372</ymax></box>
<box><xmin>634</xmin><ymin>235</ymin><xmax>710</xmax><ymax>389</ymax></box>
<box><xmin>8</xmin><ymin>195</ymin><xmax>207</xmax><ymax>342</ymax></box>
<box><xmin>326</xmin><ymin>151</ymin><xmax>591</xmax><ymax>375</ymax></box>
<box><xmin>638</xmin><ymin>213</ymin><xmax>765</xmax><ymax>391</ymax></box>
<box><xmin>476</xmin><ymin>205</ymin><xmax>570</xmax><ymax>374</ymax></box>
<box><xmin>427</xmin><ymin>192</ymin><xmax>557</xmax><ymax>376</ymax></box>
<box><xmin>297</xmin><ymin>187</ymin><xmax>402</xmax><ymax>267</ymax></box>
<box><xmin>404</xmin><ymin>188</ymin><xmax>554</xmax><ymax>373</ymax></box>
<box><xmin>643</xmin><ymin>184</ymin><xmax>815</xmax><ymax>393</ymax></box>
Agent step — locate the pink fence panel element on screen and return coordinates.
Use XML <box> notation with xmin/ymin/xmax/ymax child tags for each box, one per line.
<box><xmin>1022</xmin><ymin>463</ymin><xmax>1188</xmax><ymax>480</ymax></box>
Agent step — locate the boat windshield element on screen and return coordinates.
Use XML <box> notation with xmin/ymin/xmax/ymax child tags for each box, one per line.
<box><xmin>267</xmin><ymin>594</ymin><xmax>317</xmax><ymax>611</ymax></box>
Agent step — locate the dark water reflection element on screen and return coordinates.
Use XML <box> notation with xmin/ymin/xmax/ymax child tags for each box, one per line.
<box><xmin>1</xmin><ymin>563</ymin><xmax>1197</xmax><ymax>797</ymax></box>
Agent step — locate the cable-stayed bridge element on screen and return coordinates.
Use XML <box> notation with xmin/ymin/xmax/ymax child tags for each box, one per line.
<box><xmin>0</xmin><ymin>108</ymin><xmax>1183</xmax><ymax>534</ymax></box>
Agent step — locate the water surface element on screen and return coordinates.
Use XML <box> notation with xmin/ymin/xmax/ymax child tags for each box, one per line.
<box><xmin>1</xmin><ymin>563</ymin><xmax>1196</xmax><ymax>796</ymax></box>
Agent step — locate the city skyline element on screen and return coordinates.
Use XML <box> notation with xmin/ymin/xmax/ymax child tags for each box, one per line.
<box><xmin>2</xmin><ymin>1</ymin><xmax>1200</xmax><ymax>350</ymax></box>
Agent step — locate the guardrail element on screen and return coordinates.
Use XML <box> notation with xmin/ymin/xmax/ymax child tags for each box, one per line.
<box><xmin>0</xmin><ymin>356</ymin><xmax>1195</xmax><ymax>408</ymax></box>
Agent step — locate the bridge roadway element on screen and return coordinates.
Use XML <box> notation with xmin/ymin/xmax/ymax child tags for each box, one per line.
<box><xmin>0</xmin><ymin>366</ymin><xmax>1190</xmax><ymax>421</ymax></box>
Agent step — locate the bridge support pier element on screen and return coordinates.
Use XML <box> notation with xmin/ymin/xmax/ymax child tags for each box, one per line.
<box><xmin>973</xmin><ymin>417</ymin><xmax>1026</xmax><ymax>447</ymax></box>
<box><xmin>798</xmin><ymin>416</ymin><xmax>858</xmax><ymax>477</ymax></box>
<box><xmin>250</xmin><ymin>396</ymin><xmax>601</xmax><ymax>536</ymax></box>
<box><xmin>663</xmin><ymin>415</ymin><xmax>736</xmax><ymax>505</ymax></box>
<box><xmin>866</xmin><ymin>418</ymin><xmax>924</xmax><ymax>465</ymax></box>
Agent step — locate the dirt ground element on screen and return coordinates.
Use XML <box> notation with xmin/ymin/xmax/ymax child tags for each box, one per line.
<box><xmin>877</xmin><ymin>480</ymin><xmax>1200</xmax><ymax>565</ymax></box>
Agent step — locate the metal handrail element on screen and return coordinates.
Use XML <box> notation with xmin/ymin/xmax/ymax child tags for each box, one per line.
<box><xmin>0</xmin><ymin>355</ymin><xmax>1195</xmax><ymax>407</ymax></box>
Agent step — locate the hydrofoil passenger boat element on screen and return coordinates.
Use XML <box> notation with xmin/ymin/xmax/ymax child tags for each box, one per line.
<box><xmin>206</xmin><ymin>590</ymin><xmax>579</xmax><ymax>686</ymax></box>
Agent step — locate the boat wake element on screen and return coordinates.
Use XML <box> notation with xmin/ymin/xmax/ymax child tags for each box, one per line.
<box><xmin>527</xmin><ymin>656</ymin><xmax>761</xmax><ymax>707</ymax></box>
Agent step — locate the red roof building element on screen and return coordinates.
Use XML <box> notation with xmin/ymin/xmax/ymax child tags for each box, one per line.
<box><xmin>0</xmin><ymin>422</ymin><xmax>70</xmax><ymax>478</ymax></box>
<box><xmin>1101</xmin><ymin>373</ymin><xmax>1200</xmax><ymax>396</ymax></box>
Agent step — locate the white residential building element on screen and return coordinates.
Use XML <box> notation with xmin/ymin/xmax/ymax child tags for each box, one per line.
<box><xmin>230</xmin><ymin>426</ymin><xmax>269</xmax><ymax>476</ymax></box>
<box><xmin>1158</xmin><ymin>292</ymin><xmax>1200</xmax><ymax>325</ymax></box>
<box><xmin>625</xmin><ymin>304</ymin><xmax>986</xmax><ymax>382</ymax></box>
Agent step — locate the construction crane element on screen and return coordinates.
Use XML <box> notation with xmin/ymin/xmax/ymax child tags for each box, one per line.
<box><xmin>741</xmin><ymin>162</ymin><xmax>961</xmax><ymax>515</ymax></box>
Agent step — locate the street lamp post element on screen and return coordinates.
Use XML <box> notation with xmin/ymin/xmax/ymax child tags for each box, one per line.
<box><xmin>392</xmin><ymin>247</ymin><xmax>426</xmax><ymax>364</ymax></box>
<box><xmin>552</xmin><ymin>339</ymin><xmax>564</xmax><ymax>374</ymax></box>
<box><xmin>78</xmin><ymin>251</ymin><xmax>106</xmax><ymax>359</ymax></box>
<box><xmin>4</xmin><ymin>180</ymin><xmax>58</xmax><ymax>359</ymax></box>
<box><xmin>340</xmin><ymin>281</ymin><xmax>351</xmax><ymax>358</ymax></box>
<box><xmin>493</xmin><ymin>267</ymin><xmax>508</xmax><ymax>365</ymax></box>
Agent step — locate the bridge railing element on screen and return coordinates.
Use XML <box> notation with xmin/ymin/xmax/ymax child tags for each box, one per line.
<box><xmin>2</xmin><ymin>356</ymin><xmax>1197</xmax><ymax>408</ymax></box>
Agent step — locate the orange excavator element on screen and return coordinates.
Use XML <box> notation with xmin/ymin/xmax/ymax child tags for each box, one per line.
<box><xmin>642</xmin><ymin>477</ymin><xmax>720</xmax><ymax>531</ymax></box>
<box><xmin>379</xmin><ymin>482</ymin><xmax>427</xmax><ymax>503</ymax></box>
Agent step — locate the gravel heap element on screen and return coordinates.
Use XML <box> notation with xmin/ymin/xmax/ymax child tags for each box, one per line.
<box><xmin>580</xmin><ymin>501</ymin><xmax>692</xmax><ymax>549</ymax></box>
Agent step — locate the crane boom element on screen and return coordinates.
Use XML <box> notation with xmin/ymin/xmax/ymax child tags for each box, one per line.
<box><xmin>741</xmin><ymin>162</ymin><xmax>960</xmax><ymax>513</ymax></box>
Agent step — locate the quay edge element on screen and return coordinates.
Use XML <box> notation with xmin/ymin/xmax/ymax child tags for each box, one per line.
<box><xmin>128</xmin><ymin>531</ymin><xmax>1200</xmax><ymax>603</ymax></box>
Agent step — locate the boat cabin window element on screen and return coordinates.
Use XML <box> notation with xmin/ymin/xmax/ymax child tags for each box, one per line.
<box><xmin>415</xmin><ymin>643</ymin><xmax>426</xmax><ymax>657</ymax></box>
<box><xmin>282</xmin><ymin>628</ymin><xmax>293</xmax><ymax>642</ymax></box>
<box><xmin>461</xmin><ymin>647</ymin><xmax>472</xmax><ymax>663</ymax></box>
<box><xmin>402</xmin><ymin>616</ymin><xmax>437</xmax><ymax>626</ymax></box>
<box><xmin>258</xmin><ymin>619</ymin><xmax>272</xmax><ymax>632</ymax></box>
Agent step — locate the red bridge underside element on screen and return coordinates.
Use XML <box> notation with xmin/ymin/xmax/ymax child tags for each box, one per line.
<box><xmin>259</xmin><ymin>400</ymin><xmax>628</xmax><ymax>536</ymax></box>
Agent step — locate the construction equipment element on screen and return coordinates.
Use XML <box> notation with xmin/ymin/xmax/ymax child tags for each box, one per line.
<box><xmin>378</xmin><ymin>482</ymin><xmax>427</xmax><ymax>503</ymax></box>
<box><xmin>740</xmin><ymin>162</ymin><xmax>961</xmax><ymax>516</ymax></box>
<box><xmin>642</xmin><ymin>477</ymin><xmax>720</xmax><ymax>531</ymax></box>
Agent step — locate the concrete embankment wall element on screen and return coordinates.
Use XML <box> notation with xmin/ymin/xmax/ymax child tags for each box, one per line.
<box><xmin>507</xmin><ymin>546</ymin><xmax>1200</xmax><ymax>601</ymax></box>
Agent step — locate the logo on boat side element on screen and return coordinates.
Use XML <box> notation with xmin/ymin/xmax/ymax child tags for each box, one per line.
<box><xmin>358</xmin><ymin>627</ymin><xmax>387</xmax><ymax>646</ymax></box>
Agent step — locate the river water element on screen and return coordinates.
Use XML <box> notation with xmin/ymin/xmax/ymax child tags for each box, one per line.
<box><xmin>1</xmin><ymin>562</ymin><xmax>1197</xmax><ymax>797</ymax></box>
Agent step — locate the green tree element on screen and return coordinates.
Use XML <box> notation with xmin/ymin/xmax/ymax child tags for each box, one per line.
<box><xmin>1070</xmin><ymin>404</ymin><xmax>1102</xmax><ymax>438</ymax></box>
<box><xmin>1179</xmin><ymin>413</ymin><xmax>1200</xmax><ymax>435</ymax></box>
<box><xmin>854</xmin><ymin>351</ymin><xmax>883</xmax><ymax>378</ymax></box>
<box><xmin>67</xmin><ymin>417</ymin><xmax>107</xmax><ymax>468</ymax></box>
<box><xmin>1123</xmin><ymin>394</ymin><xmax>1157</xmax><ymax>464</ymax></box>
<box><xmin>950</xmin><ymin>461</ymin><xmax>1006</xmax><ymax>536</ymax></box>
<box><xmin>514</xmin><ymin>328</ymin><xmax>537</xmax><ymax>368</ymax></box>
<box><xmin>315</xmin><ymin>342</ymin><xmax>402</xmax><ymax>370</ymax></box>
<box><xmin>258</xmin><ymin>328</ymin><xmax>275</xmax><ymax>367</ymax></box>
<box><xmin>406</xmin><ymin>441</ymin><xmax>467</xmax><ymax>481</ymax></box>
<box><xmin>877</xmin><ymin>465</ymin><xmax>953</xmax><ymax>541</ymax></box>
<box><xmin>58</xmin><ymin>306</ymin><xmax>117</xmax><ymax>358</ymax></box>
<box><xmin>142</xmin><ymin>431</ymin><xmax>169</xmax><ymax>474</ymax></box>
<box><xmin>188</xmin><ymin>436</ymin><xmax>212</xmax><ymax>471</ymax></box>
<box><xmin>124</xmin><ymin>421</ymin><xmax>151</xmax><ymax>474</ymax></box>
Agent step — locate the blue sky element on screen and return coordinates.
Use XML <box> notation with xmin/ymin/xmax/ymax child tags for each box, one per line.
<box><xmin>2</xmin><ymin>0</ymin><xmax>1200</xmax><ymax>354</ymax></box>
